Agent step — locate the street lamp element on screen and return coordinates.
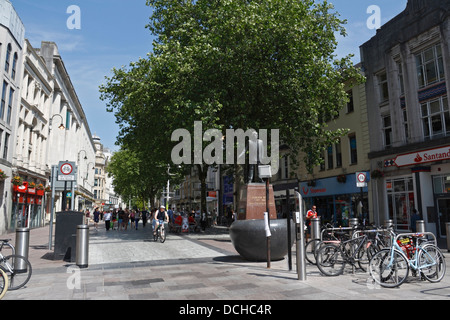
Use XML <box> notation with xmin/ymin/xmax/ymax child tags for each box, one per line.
<box><xmin>49</xmin><ymin>114</ymin><xmax>65</xmax><ymax>132</ymax></box>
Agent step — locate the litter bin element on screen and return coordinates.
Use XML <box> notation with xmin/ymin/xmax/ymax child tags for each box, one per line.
<box><xmin>76</xmin><ymin>225</ymin><xmax>89</xmax><ymax>269</ymax></box>
<box><xmin>446</xmin><ymin>223</ymin><xmax>450</xmax><ymax>253</ymax></box>
<box><xmin>416</xmin><ymin>220</ymin><xmax>425</xmax><ymax>233</ymax></box>
<box><xmin>14</xmin><ymin>228</ymin><xmax>29</xmax><ymax>271</ymax></box>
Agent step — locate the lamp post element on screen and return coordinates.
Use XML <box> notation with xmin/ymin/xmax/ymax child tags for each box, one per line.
<box><xmin>259</xmin><ymin>165</ymin><xmax>272</xmax><ymax>268</ymax></box>
<box><xmin>47</xmin><ymin>114</ymin><xmax>66</xmax><ymax>250</ymax></box>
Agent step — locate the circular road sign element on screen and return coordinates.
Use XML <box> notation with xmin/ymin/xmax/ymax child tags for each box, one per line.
<box><xmin>357</xmin><ymin>172</ymin><xmax>367</xmax><ymax>183</ymax></box>
<box><xmin>60</xmin><ymin>163</ymin><xmax>73</xmax><ymax>175</ymax></box>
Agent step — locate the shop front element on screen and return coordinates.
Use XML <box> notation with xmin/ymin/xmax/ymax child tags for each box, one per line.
<box><xmin>380</xmin><ymin>144</ymin><xmax>450</xmax><ymax>237</ymax></box>
<box><xmin>299</xmin><ymin>173</ymin><xmax>369</xmax><ymax>226</ymax></box>
<box><xmin>10</xmin><ymin>182</ymin><xmax>45</xmax><ymax>229</ymax></box>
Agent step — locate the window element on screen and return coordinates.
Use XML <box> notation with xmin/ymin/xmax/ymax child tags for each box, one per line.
<box><xmin>11</xmin><ymin>53</ymin><xmax>18</xmax><ymax>80</ymax></box>
<box><xmin>398</xmin><ymin>63</ymin><xmax>405</xmax><ymax>95</ymax></box>
<box><xmin>416</xmin><ymin>43</ymin><xmax>445</xmax><ymax>88</ymax></box>
<box><xmin>0</xmin><ymin>81</ymin><xmax>7</xmax><ymax>120</ymax></box>
<box><xmin>4</xmin><ymin>44</ymin><xmax>11</xmax><ymax>73</ymax></box>
<box><xmin>65</xmin><ymin>110</ymin><xmax>71</xmax><ymax>130</ymax></box>
<box><xmin>7</xmin><ymin>88</ymin><xmax>13</xmax><ymax>124</ymax></box>
<box><xmin>421</xmin><ymin>96</ymin><xmax>449</xmax><ymax>139</ymax></box>
<box><xmin>3</xmin><ymin>133</ymin><xmax>9</xmax><ymax>159</ymax></box>
<box><xmin>349</xmin><ymin>134</ymin><xmax>357</xmax><ymax>164</ymax></box>
<box><xmin>327</xmin><ymin>145</ymin><xmax>333</xmax><ymax>169</ymax></box>
<box><xmin>387</xmin><ymin>177</ymin><xmax>415</xmax><ymax>230</ymax></box>
<box><xmin>335</xmin><ymin>139</ymin><xmax>342</xmax><ymax>168</ymax></box>
<box><xmin>378</xmin><ymin>72</ymin><xmax>389</xmax><ymax>102</ymax></box>
<box><xmin>402</xmin><ymin>107</ymin><xmax>409</xmax><ymax>142</ymax></box>
<box><xmin>382</xmin><ymin>114</ymin><xmax>393</xmax><ymax>148</ymax></box>
<box><xmin>346</xmin><ymin>90</ymin><xmax>354</xmax><ymax>113</ymax></box>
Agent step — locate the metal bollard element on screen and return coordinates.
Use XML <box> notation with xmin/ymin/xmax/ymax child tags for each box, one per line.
<box><xmin>311</xmin><ymin>217</ymin><xmax>321</xmax><ymax>240</ymax></box>
<box><xmin>446</xmin><ymin>223</ymin><xmax>450</xmax><ymax>253</ymax></box>
<box><xmin>349</xmin><ymin>218</ymin><xmax>358</xmax><ymax>228</ymax></box>
<box><xmin>76</xmin><ymin>225</ymin><xmax>89</xmax><ymax>269</ymax></box>
<box><xmin>416</xmin><ymin>220</ymin><xmax>425</xmax><ymax>233</ymax></box>
<box><xmin>14</xmin><ymin>228</ymin><xmax>30</xmax><ymax>272</ymax></box>
<box><xmin>384</xmin><ymin>219</ymin><xmax>394</xmax><ymax>229</ymax></box>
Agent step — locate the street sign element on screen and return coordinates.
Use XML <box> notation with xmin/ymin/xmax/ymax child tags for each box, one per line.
<box><xmin>58</xmin><ymin>161</ymin><xmax>77</xmax><ymax>181</ymax></box>
<box><xmin>356</xmin><ymin>172</ymin><xmax>368</xmax><ymax>188</ymax></box>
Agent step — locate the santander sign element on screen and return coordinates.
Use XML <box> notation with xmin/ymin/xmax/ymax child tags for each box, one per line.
<box><xmin>394</xmin><ymin>145</ymin><xmax>450</xmax><ymax>167</ymax></box>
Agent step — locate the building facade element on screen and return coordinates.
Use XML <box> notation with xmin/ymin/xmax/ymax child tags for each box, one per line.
<box><xmin>361</xmin><ymin>0</ymin><xmax>450</xmax><ymax>236</ymax></box>
<box><xmin>0</xmin><ymin>0</ymin><xmax>24</xmax><ymax>232</ymax></box>
<box><xmin>276</xmin><ymin>73</ymin><xmax>372</xmax><ymax>227</ymax></box>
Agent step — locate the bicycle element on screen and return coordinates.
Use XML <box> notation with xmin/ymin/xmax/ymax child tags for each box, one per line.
<box><xmin>315</xmin><ymin>228</ymin><xmax>378</xmax><ymax>276</ymax></box>
<box><xmin>0</xmin><ymin>267</ymin><xmax>9</xmax><ymax>299</ymax></box>
<box><xmin>0</xmin><ymin>239</ymin><xmax>32</xmax><ymax>290</ymax></box>
<box><xmin>304</xmin><ymin>224</ymin><xmax>352</xmax><ymax>265</ymax></box>
<box><xmin>369</xmin><ymin>232</ymin><xmax>446</xmax><ymax>288</ymax></box>
<box><xmin>153</xmin><ymin>221</ymin><xmax>167</xmax><ymax>243</ymax></box>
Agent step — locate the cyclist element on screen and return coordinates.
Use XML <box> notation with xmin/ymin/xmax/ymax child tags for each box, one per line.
<box><xmin>153</xmin><ymin>205</ymin><xmax>169</xmax><ymax>236</ymax></box>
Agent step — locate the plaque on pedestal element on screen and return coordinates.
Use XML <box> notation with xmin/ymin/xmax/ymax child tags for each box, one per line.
<box><xmin>237</xmin><ymin>183</ymin><xmax>277</xmax><ymax>220</ymax></box>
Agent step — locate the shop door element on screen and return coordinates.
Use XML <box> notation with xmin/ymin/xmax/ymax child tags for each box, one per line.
<box><xmin>437</xmin><ymin>198</ymin><xmax>450</xmax><ymax>237</ymax></box>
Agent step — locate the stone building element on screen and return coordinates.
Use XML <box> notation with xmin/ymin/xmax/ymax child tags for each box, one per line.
<box><xmin>361</xmin><ymin>0</ymin><xmax>450</xmax><ymax>235</ymax></box>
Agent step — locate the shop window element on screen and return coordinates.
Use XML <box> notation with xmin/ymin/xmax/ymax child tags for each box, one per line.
<box><xmin>386</xmin><ymin>177</ymin><xmax>415</xmax><ymax>230</ymax></box>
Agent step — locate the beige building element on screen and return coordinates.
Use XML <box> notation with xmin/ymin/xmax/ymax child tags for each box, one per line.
<box><xmin>272</xmin><ymin>72</ymin><xmax>372</xmax><ymax>226</ymax></box>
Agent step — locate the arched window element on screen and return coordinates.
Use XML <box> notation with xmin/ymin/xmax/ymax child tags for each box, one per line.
<box><xmin>11</xmin><ymin>52</ymin><xmax>18</xmax><ymax>80</ymax></box>
<box><xmin>4</xmin><ymin>44</ymin><xmax>11</xmax><ymax>73</ymax></box>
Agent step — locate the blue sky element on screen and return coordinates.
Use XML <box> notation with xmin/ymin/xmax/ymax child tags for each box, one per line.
<box><xmin>11</xmin><ymin>0</ymin><xmax>408</xmax><ymax>151</ymax></box>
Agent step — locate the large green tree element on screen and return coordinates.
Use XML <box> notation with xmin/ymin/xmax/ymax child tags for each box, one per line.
<box><xmin>100</xmin><ymin>0</ymin><xmax>363</xmax><ymax>211</ymax></box>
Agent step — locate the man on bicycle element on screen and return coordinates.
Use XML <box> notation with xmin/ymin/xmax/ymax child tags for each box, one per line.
<box><xmin>153</xmin><ymin>205</ymin><xmax>169</xmax><ymax>236</ymax></box>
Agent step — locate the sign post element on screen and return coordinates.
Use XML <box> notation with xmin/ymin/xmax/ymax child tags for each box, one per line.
<box><xmin>355</xmin><ymin>172</ymin><xmax>369</xmax><ymax>223</ymax></box>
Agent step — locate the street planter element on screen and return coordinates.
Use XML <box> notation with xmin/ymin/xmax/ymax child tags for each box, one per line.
<box><xmin>229</xmin><ymin>219</ymin><xmax>295</xmax><ymax>262</ymax></box>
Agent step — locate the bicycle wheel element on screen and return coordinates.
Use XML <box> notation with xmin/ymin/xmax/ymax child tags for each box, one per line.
<box><xmin>418</xmin><ymin>245</ymin><xmax>446</xmax><ymax>283</ymax></box>
<box><xmin>369</xmin><ymin>249</ymin><xmax>409</xmax><ymax>288</ymax></box>
<box><xmin>153</xmin><ymin>228</ymin><xmax>158</xmax><ymax>242</ymax></box>
<box><xmin>159</xmin><ymin>226</ymin><xmax>166</xmax><ymax>243</ymax></box>
<box><xmin>305</xmin><ymin>239</ymin><xmax>321</xmax><ymax>265</ymax></box>
<box><xmin>1</xmin><ymin>255</ymin><xmax>32</xmax><ymax>290</ymax></box>
<box><xmin>0</xmin><ymin>266</ymin><xmax>9</xmax><ymax>300</ymax></box>
<box><xmin>316</xmin><ymin>244</ymin><xmax>346</xmax><ymax>276</ymax></box>
<box><xmin>357</xmin><ymin>240</ymin><xmax>378</xmax><ymax>272</ymax></box>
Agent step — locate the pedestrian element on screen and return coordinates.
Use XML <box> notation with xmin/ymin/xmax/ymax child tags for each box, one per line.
<box><xmin>410</xmin><ymin>209</ymin><xmax>421</xmax><ymax>232</ymax></box>
<box><xmin>142</xmin><ymin>208</ymin><xmax>148</xmax><ymax>227</ymax></box>
<box><xmin>123</xmin><ymin>209</ymin><xmax>130</xmax><ymax>230</ymax></box>
<box><xmin>130</xmin><ymin>210</ymin><xmax>135</xmax><ymax>229</ymax></box>
<box><xmin>93</xmin><ymin>207</ymin><xmax>101</xmax><ymax>231</ymax></box>
<box><xmin>134</xmin><ymin>210</ymin><xmax>140</xmax><ymax>230</ymax></box>
<box><xmin>118</xmin><ymin>207</ymin><xmax>125</xmax><ymax>231</ymax></box>
<box><xmin>104</xmin><ymin>210</ymin><xmax>112</xmax><ymax>231</ymax></box>
<box><xmin>305</xmin><ymin>205</ymin><xmax>318</xmax><ymax>241</ymax></box>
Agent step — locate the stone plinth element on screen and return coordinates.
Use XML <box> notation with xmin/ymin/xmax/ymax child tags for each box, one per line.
<box><xmin>237</xmin><ymin>183</ymin><xmax>276</xmax><ymax>220</ymax></box>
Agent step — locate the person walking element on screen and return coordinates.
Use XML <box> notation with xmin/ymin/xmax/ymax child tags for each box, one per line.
<box><xmin>93</xmin><ymin>207</ymin><xmax>101</xmax><ymax>231</ymax></box>
<box><xmin>134</xmin><ymin>210</ymin><xmax>141</xmax><ymax>230</ymax></box>
<box><xmin>104</xmin><ymin>210</ymin><xmax>112</xmax><ymax>231</ymax></box>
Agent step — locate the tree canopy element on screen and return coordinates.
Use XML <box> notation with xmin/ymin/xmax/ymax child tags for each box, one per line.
<box><xmin>100</xmin><ymin>0</ymin><xmax>364</xmax><ymax>207</ymax></box>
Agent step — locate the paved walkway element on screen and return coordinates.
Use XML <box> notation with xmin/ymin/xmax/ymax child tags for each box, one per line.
<box><xmin>2</xmin><ymin>221</ymin><xmax>450</xmax><ymax>304</ymax></box>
